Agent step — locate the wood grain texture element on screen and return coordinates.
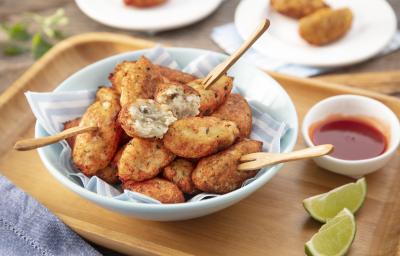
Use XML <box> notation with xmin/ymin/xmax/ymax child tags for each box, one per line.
<box><xmin>316</xmin><ymin>71</ymin><xmax>400</xmax><ymax>96</ymax></box>
<box><xmin>0</xmin><ymin>33</ymin><xmax>400</xmax><ymax>256</ymax></box>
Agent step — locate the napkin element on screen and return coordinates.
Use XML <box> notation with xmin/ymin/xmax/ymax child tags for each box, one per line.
<box><xmin>25</xmin><ymin>46</ymin><xmax>289</xmax><ymax>204</ymax></box>
<box><xmin>211</xmin><ymin>23</ymin><xmax>400</xmax><ymax>77</ymax></box>
<box><xmin>0</xmin><ymin>175</ymin><xmax>100</xmax><ymax>256</ymax></box>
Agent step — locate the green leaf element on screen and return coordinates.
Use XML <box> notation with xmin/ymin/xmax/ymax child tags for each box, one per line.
<box><xmin>31</xmin><ymin>33</ymin><xmax>52</xmax><ymax>59</ymax></box>
<box><xmin>2</xmin><ymin>23</ymin><xmax>31</xmax><ymax>41</ymax></box>
<box><xmin>2</xmin><ymin>44</ymin><xmax>25</xmax><ymax>56</ymax></box>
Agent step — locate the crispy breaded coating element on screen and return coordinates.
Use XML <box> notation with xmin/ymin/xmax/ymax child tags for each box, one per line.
<box><xmin>109</xmin><ymin>61</ymin><xmax>135</xmax><ymax>94</ymax></box>
<box><xmin>188</xmin><ymin>75</ymin><xmax>233</xmax><ymax>116</ymax></box>
<box><xmin>116</xmin><ymin>56</ymin><xmax>161</xmax><ymax>107</ymax></box>
<box><xmin>271</xmin><ymin>0</ymin><xmax>329</xmax><ymax>19</ymax></box>
<box><xmin>123</xmin><ymin>178</ymin><xmax>184</xmax><ymax>204</ymax></box>
<box><xmin>118</xmin><ymin>99</ymin><xmax>176</xmax><ymax>139</ymax></box>
<box><xmin>154</xmin><ymin>65</ymin><xmax>197</xmax><ymax>85</ymax></box>
<box><xmin>73</xmin><ymin>88</ymin><xmax>121</xmax><ymax>176</ymax></box>
<box><xmin>123</xmin><ymin>0</ymin><xmax>167</xmax><ymax>8</ymax></box>
<box><xmin>118</xmin><ymin>138</ymin><xmax>175</xmax><ymax>182</ymax></box>
<box><xmin>163</xmin><ymin>158</ymin><xmax>198</xmax><ymax>195</ymax></box>
<box><xmin>110</xmin><ymin>61</ymin><xmax>197</xmax><ymax>94</ymax></box>
<box><xmin>95</xmin><ymin>166</ymin><xmax>120</xmax><ymax>185</ymax></box>
<box><xmin>192</xmin><ymin>140</ymin><xmax>263</xmax><ymax>194</ymax></box>
<box><xmin>212</xmin><ymin>94</ymin><xmax>252</xmax><ymax>139</ymax></box>
<box><xmin>96</xmin><ymin>86</ymin><xmax>120</xmax><ymax>102</ymax></box>
<box><xmin>299</xmin><ymin>8</ymin><xmax>353</xmax><ymax>46</ymax></box>
<box><xmin>155</xmin><ymin>82</ymin><xmax>200</xmax><ymax>119</ymax></box>
<box><xmin>163</xmin><ymin>116</ymin><xmax>240</xmax><ymax>158</ymax></box>
<box><xmin>63</xmin><ymin>118</ymin><xmax>81</xmax><ymax>148</ymax></box>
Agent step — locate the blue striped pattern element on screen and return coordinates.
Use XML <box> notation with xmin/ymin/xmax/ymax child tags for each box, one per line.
<box><xmin>26</xmin><ymin>46</ymin><xmax>288</xmax><ymax>204</ymax></box>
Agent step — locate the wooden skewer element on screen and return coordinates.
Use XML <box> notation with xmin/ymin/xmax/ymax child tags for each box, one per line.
<box><xmin>238</xmin><ymin>144</ymin><xmax>334</xmax><ymax>171</ymax></box>
<box><xmin>202</xmin><ymin>19</ymin><xmax>270</xmax><ymax>89</ymax></box>
<box><xmin>13</xmin><ymin>126</ymin><xmax>97</xmax><ymax>151</ymax></box>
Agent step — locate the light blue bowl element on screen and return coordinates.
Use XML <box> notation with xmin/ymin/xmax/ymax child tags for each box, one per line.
<box><xmin>36</xmin><ymin>48</ymin><xmax>298</xmax><ymax>221</ymax></box>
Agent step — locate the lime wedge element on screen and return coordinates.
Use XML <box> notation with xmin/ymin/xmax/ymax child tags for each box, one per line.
<box><xmin>303</xmin><ymin>178</ymin><xmax>367</xmax><ymax>223</ymax></box>
<box><xmin>305</xmin><ymin>208</ymin><xmax>356</xmax><ymax>256</ymax></box>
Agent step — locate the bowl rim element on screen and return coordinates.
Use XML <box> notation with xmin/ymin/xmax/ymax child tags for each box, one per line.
<box><xmin>302</xmin><ymin>94</ymin><xmax>400</xmax><ymax>165</ymax></box>
<box><xmin>36</xmin><ymin>47</ymin><xmax>299</xmax><ymax>210</ymax></box>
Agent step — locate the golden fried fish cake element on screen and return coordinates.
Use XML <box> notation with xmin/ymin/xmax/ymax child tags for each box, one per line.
<box><xmin>163</xmin><ymin>158</ymin><xmax>198</xmax><ymax>195</ymax></box>
<box><xmin>192</xmin><ymin>140</ymin><xmax>263</xmax><ymax>194</ymax></box>
<box><xmin>110</xmin><ymin>61</ymin><xmax>196</xmax><ymax>94</ymax></box>
<box><xmin>117</xmin><ymin>56</ymin><xmax>161</xmax><ymax>107</ymax></box>
<box><xmin>109</xmin><ymin>61</ymin><xmax>135</xmax><ymax>94</ymax></box>
<box><xmin>155</xmin><ymin>82</ymin><xmax>200</xmax><ymax>119</ymax></box>
<box><xmin>118</xmin><ymin>99</ymin><xmax>176</xmax><ymax>139</ymax></box>
<box><xmin>271</xmin><ymin>0</ymin><xmax>329</xmax><ymax>19</ymax></box>
<box><xmin>73</xmin><ymin>88</ymin><xmax>121</xmax><ymax>176</ymax></box>
<box><xmin>154</xmin><ymin>65</ymin><xmax>197</xmax><ymax>85</ymax></box>
<box><xmin>63</xmin><ymin>118</ymin><xmax>81</xmax><ymax>148</ymax></box>
<box><xmin>123</xmin><ymin>178</ymin><xmax>184</xmax><ymax>204</ymax></box>
<box><xmin>188</xmin><ymin>75</ymin><xmax>233</xmax><ymax>116</ymax></box>
<box><xmin>95</xmin><ymin>166</ymin><xmax>120</xmax><ymax>185</ymax></box>
<box><xmin>299</xmin><ymin>8</ymin><xmax>353</xmax><ymax>46</ymax></box>
<box><xmin>212</xmin><ymin>94</ymin><xmax>252</xmax><ymax>139</ymax></box>
<box><xmin>163</xmin><ymin>116</ymin><xmax>240</xmax><ymax>158</ymax></box>
<box><xmin>118</xmin><ymin>138</ymin><xmax>175</xmax><ymax>182</ymax></box>
<box><xmin>123</xmin><ymin>0</ymin><xmax>167</xmax><ymax>8</ymax></box>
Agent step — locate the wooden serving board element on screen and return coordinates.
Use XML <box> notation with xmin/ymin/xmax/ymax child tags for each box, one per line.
<box><xmin>1</xmin><ymin>33</ymin><xmax>400</xmax><ymax>256</ymax></box>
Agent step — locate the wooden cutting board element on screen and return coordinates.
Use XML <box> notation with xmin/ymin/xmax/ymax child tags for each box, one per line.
<box><xmin>0</xmin><ymin>33</ymin><xmax>399</xmax><ymax>256</ymax></box>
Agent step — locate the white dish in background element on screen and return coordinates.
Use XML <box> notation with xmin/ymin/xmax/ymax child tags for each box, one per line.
<box><xmin>302</xmin><ymin>95</ymin><xmax>400</xmax><ymax>178</ymax></box>
<box><xmin>235</xmin><ymin>0</ymin><xmax>397</xmax><ymax>67</ymax></box>
<box><xmin>75</xmin><ymin>0</ymin><xmax>223</xmax><ymax>32</ymax></box>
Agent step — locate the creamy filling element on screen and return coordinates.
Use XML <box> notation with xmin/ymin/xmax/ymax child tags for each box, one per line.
<box><xmin>129</xmin><ymin>99</ymin><xmax>177</xmax><ymax>139</ymax></box>
<box><xmin>156</xmin><ymin>87</ymin><xmax>200</xmax><ymax>119</ymax></box>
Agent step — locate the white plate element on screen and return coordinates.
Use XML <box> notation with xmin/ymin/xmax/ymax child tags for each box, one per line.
<box><xmin>75</xmin><ymin>0</ymin><xmax>223</xmax><ymax>32</ymax></box>
<box><xmin>235</xmin><ymin>0</ymin><xmax>397</xmax><ymax>67</ymax></box>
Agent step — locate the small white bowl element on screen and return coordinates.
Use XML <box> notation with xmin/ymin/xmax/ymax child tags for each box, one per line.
<box><xmin>302</xmin><ymin>95</ymin><xmax>400</xmax><ymax>178</ymax></box>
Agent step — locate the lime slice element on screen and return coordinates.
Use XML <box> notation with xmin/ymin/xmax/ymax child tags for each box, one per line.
<box><xmin>305</xmin><ymin>208</ymin><xmax>356</xmax><ymax>256</ymax></box>
<box><xmin>303</xmin><ymin>178</ymin><xmax>367</xmax><ymax>223</ymax></box>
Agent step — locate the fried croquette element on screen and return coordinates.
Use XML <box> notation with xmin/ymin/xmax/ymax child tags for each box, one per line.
<box><xmin>155</xmin><ymin>82</ymin><xmax>200</xmax><ymax>119</ymax></box>
<box><xmin>109</xmin><ymin>61</ymin><xmax>196</xmax><ymax>94</ymax></box>
<box><xmin>123</xmin><ymin>0</ymin><xmax>167</xmax><ymax>8</ymax></box>
<box><xmin>154</xmin><ymin>65</ymin><xmax>197</xmax><ymax>85</ymax></box>
<box><xmin>163</xmin><ymin>158</ymin><xmax>198</xmax><ymax>195</ymax></box>
<box><xmin>192</xmin><ymin>140</ymin><xmax>263</xmax><ymax>194</ymax></box>
<box><xmin>271</xmin><ymin>0</ymin><xmax>329</xmax><ymax>19</ymax></box>
<box><xmin>299</xmin><ymin>8</ymin><xmax>353</xmax><ymax>46</ymax></box>
<box><xmin>116</xmin><ymin>57</ymin><xmax>161</xmax><ymax>107</ymax></box>
<box><xmin>188</xmin><ymin>75</ymin><xmax>233</xmax><ymax>116</ymax></box>
<box><xmin>63</xmin><ymin>118</ymin><xmax>81</xmax><ymax>148</ymax></box>
<box><xmin>163</xmin><ymin>116</ymin><xmax>240</xmax><ymax>158</ymax></box>
<box><xmin>123</xmin><ymin>178</ymin><xmax>184</xmax><ymax>204</ymax></box>
<box><xmin>118</xmin><ymin>99</ymin><xmax>176</xmax><ymax>139</ymax></box>
<box><xmin>73</xmin><ymin>88</ymin><xmax>121</xmax><ymax>176</ymax></box>
<box><xmin>118</xmin><ymin>138</ymin><xmax>175</xmax><ymax>182</ymax></box>
<box><xmin>212</xmin><ymin>94</ymin><xmax>252</xmax><ymax>139</ymax></box>
<box><xmin>95</xmin><ymin>166</ymin><xmax>120</xmax><ymax>185</ymax></box>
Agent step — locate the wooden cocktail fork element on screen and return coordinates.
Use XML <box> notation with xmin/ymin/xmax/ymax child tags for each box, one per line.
<box><xmin>202</xmin><ymin>19</ymin><xmax>270</xmax><ymax>89</ymax></box>
<box><xmin>13</xmin><ymin>126</ymin><xmax>97</xmax><ymax>151</ymax></box>
<box><xmin>238</xmin><ymin>144</ymin><xmax>334</xmax><ymax>171</ymax></box>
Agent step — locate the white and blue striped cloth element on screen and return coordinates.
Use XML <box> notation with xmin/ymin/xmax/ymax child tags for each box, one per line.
<box><xmin>212</xmin><ymin>23</ymin><xmax>400</xmax><ymax>77</ymax></box>
<box><xmin>25</xmin><ymin>46</ymin><xmax>288</xmax><ymax>204</ymax></box>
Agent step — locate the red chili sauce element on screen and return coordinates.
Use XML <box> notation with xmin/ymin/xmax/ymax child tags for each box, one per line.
<box><xmin>310</xmin><ymin>116</ymin><xmax>387</xmax><ymax>160</ymax></box>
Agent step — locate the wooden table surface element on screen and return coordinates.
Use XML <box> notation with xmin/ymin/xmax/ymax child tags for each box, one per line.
<box><xmin>0</xmin><ymin>1</ymin><xmax>400</xmax><ymax>255</ymax></box>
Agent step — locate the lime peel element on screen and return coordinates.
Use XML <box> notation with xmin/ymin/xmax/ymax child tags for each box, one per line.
<box><xmin>305</xmin><ymin>208</ymin><xmax>356</xmax><ymax>256</ymax></box>
<box><xmin>303</xmin><ymin>178</ymin><xmax>367</xmax><ymax>223</ymax></box>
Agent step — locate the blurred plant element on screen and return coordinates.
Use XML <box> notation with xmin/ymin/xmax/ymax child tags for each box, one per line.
<box><xmin>0</xmin><ymin>9</ymin><xmax>69</xmax><ymax>59</ymax></box>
